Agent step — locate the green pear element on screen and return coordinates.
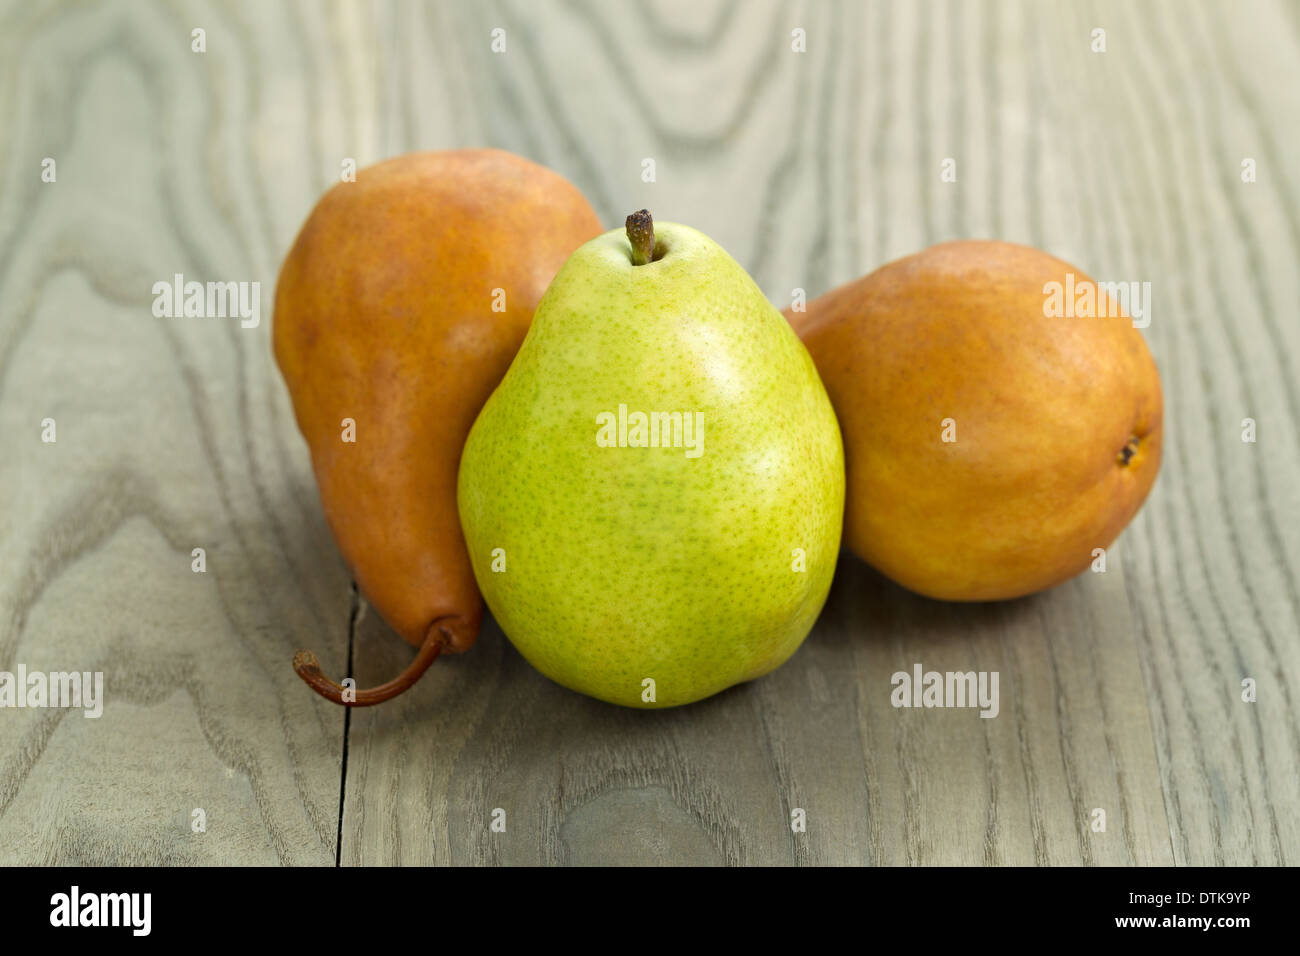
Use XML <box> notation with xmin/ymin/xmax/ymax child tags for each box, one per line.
<box><xmin>458</xmin><ymin>212</ymin><xmax>844</xmax><ymax>708</ymax></box>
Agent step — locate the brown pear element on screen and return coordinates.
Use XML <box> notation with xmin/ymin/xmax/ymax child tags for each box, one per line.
<box><xmin>274</xmin><ymin>149</ymin><xmax>602</xmax><ymax>704</ymax></box>
<box><xmin>786</xmin><ymin>240</ymin><xmax>1162</xmax><ymax>601</ymax></box>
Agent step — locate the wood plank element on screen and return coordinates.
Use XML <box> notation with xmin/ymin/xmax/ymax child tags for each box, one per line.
<box><xmin>1</xmin><ymin>0</ymin><xmax>1295</xmax><ymax>866</ymax></box>
<box><xmin>338</xmin><ymin>0</ymin><xmax>1191</xmax><ymax>866</ymax></box>
<box><xmin>0</xmin><ymin>0</ymin><xmax>359</xmax><ymax>864</ymax></box>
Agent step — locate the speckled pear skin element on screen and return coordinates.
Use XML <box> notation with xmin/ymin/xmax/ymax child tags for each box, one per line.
<box><xmin>786</xmin><ymin>240</ymin><xmax>1163</xmax><ymax>601</ymax></box>
<box><xmin>458</xmin><ymin>223</ymin><xmax>844</xmax><ymax>708</ymax></box>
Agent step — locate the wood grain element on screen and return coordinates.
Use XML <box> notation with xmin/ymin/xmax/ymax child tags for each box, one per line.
<box><xmin>1</xmin><ymin>0</ymin><xmax>1296</xmax><ymax>866</ymax></box>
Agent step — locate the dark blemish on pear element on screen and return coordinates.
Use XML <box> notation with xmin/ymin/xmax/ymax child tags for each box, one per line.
<box><xmin>1117</xmin><ymin>434</ymin><xmax>1140</xmax><ymax>466</ymax></box>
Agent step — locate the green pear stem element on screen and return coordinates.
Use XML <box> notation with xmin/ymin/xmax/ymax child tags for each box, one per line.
<box><xmin>626</xmin><ymin>209</ymin><xmax>655</xmax><ymax>266</ymax></box>
<box><xmin>293</xmin><ymin>622</ymin><xmax>449</xmax><ymax>706</ymax></box>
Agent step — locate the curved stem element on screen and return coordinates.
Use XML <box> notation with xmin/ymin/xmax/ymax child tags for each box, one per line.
<box><xmin>293</xmin><ymin>623</ymin><xmax>448</xmax><ymax>706</ymax></box>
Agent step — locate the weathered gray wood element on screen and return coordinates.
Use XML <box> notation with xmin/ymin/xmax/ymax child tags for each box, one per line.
<box><xmin>0</xmin><ymin>0</ymin><xmax>359</xmax><ymax>864</ymax></box>
<box><xmin>2</xmin><ymin>0</ymin><xmax>1296</xmax><ymax>866</ymax></box>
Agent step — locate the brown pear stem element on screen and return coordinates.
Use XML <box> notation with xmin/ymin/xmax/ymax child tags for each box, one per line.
<box><xmin>626</xmin><ymin>209</ymin><xmax>654</xmax><ymax>265</ymax></box>
<box><xmin>293</xmin><ymin>623</ymin><xmax>449</xmax><ymax>706</ymax></box>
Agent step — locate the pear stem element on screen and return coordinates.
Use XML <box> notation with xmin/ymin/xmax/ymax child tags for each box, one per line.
<box><xmin>626</xmin><ymin>209</ymin><xmax>655</xmax><ymax>266</ymax></box>
<box><xmin>293</xmin><ymin>622</ymin><xmax>449</xmax><ymax>706</ymax></box>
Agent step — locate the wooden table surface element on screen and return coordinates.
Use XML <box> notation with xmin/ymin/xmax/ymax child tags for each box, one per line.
<box><xmin>2</xmin><ymin>0</ymin><xmax>1297</xmax><ymax>866</ymax></box>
